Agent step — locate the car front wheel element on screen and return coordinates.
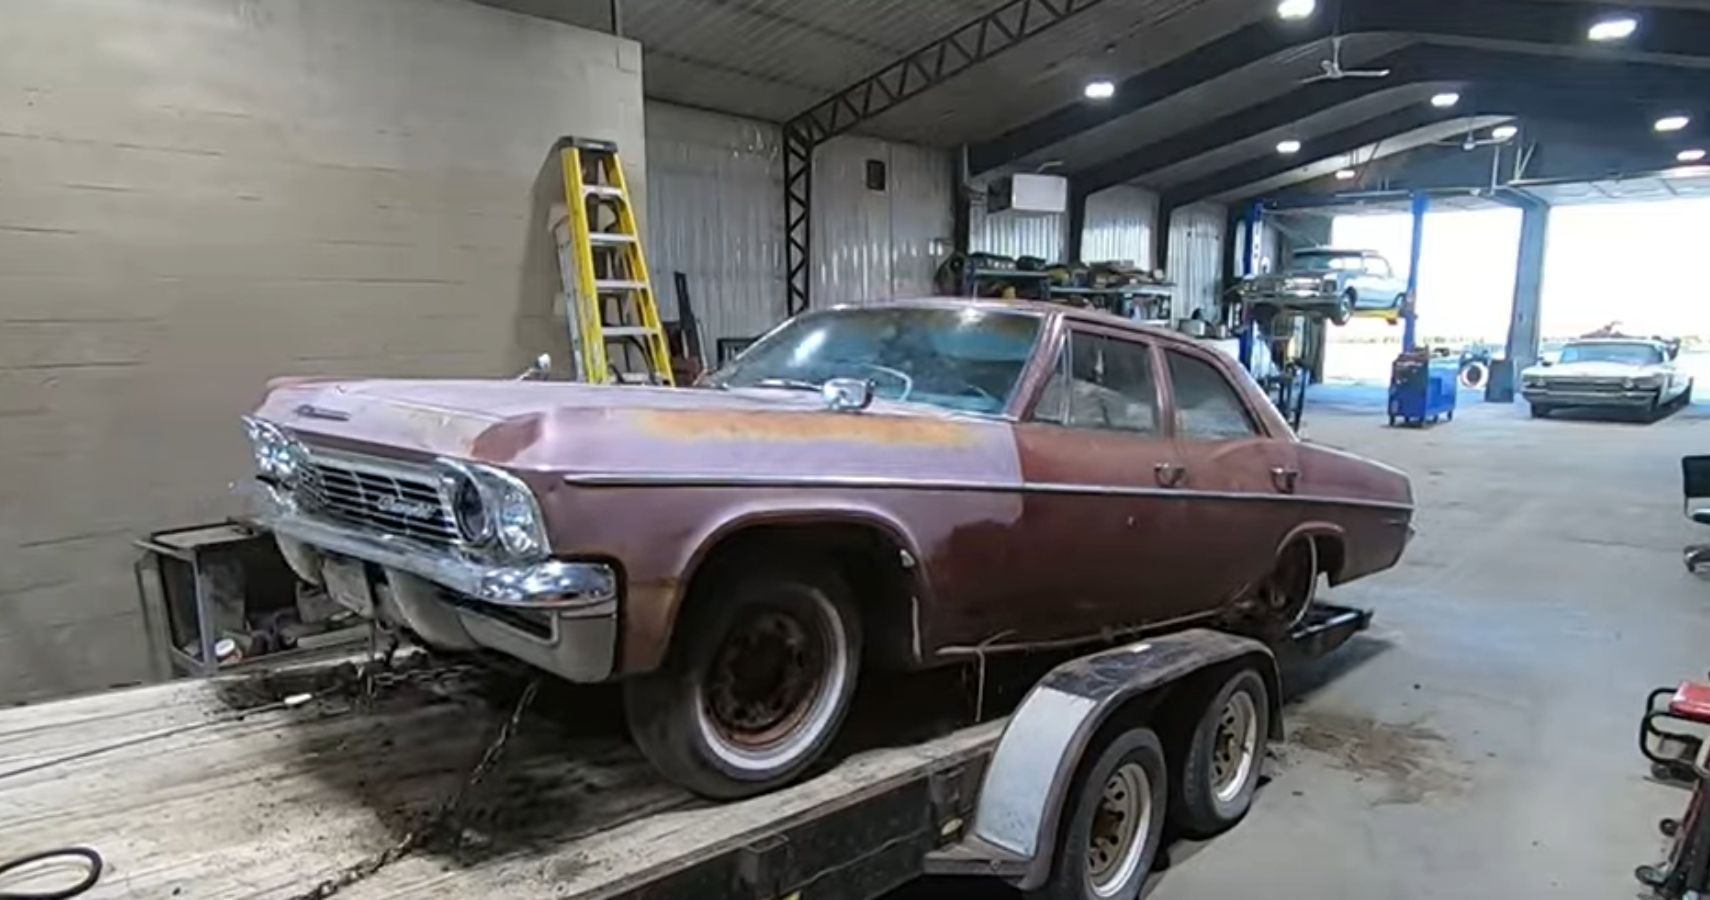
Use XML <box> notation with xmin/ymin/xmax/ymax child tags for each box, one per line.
<box><xmin>624</xmin><ymin>560</ymin><xmax>862</xmax><ymax>799</ymax></box>
<box><xmin>1332</xmin><ymin>290</ymin><xmax>1355</xmax><ymax>325</ymax></box>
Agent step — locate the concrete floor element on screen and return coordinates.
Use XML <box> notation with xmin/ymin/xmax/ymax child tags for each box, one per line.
<box><xmin>907</xmin><ymin>396</ymin><xmax>1710</xmax><ymax>898</ymax></box>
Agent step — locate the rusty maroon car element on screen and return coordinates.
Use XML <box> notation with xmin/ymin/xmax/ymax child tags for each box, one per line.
<box><xmin>243</xmin><ymin>298</ymin><xmax>1412</xmax><ymax>797</ymax></box>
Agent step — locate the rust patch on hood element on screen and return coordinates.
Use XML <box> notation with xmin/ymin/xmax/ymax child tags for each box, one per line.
<box><xmin>629</xmin><ymin>408</ymin><xmax>978</xmax><ymax>447</ymax></box>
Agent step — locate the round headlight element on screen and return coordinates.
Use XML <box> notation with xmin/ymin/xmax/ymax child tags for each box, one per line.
<box><xmin>494</xmin><ymin>481</ymin><xmax>545</xmax><ymax>558</ymax></box>
<box><xmin>448</xmin><ymin>472</ymin><xmax>492</xmax><ymax>544</ymax></box>
<box><xmin>1623</xmin><ymin>378</ymin><xmax>1637</xmax><ymax>390</ymax></box>
<box><xmin>244</xmin><ymin>417</ymin><xmax>306</xmax><ymax>483</ymax></box>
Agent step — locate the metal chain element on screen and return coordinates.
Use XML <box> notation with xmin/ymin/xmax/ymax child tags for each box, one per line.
<box><xmin>283</xmin><ymin>677</ymin><xmax>541</xmax><ymax>900</ymax></box>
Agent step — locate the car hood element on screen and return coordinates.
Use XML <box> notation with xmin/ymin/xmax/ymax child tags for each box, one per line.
<box><xmin>1524</xmin><ymin>361</ymin><xmax>1662</xmax><ymax>379</ymax></box>
<box><xmin>252</xmin><ymin>377</ymin><xmax>1021</xmax><ymax>481</ymax></box>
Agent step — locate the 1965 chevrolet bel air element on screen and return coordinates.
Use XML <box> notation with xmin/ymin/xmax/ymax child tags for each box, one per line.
<box><xmin>244</xmin><ymin>298</ymin><xmax>1412</xmax><ymax>797</ymax></box>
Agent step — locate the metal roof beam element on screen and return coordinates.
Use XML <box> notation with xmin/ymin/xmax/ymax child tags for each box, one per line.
<box><xmin>970</xmin><ymin>0</ymin><xmax>1710</xmax><ymax>175</ymax></box>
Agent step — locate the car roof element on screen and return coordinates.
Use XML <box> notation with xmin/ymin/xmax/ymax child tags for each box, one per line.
<box><xmin>823</xmin><ymin>296</ymin><xmax>1197</xmax><ymax>348</ymax></box>
<box><xmin>1297</xmin><ymin>247</ymin><xmax>1377</xmax><ymax>256</ymax></box>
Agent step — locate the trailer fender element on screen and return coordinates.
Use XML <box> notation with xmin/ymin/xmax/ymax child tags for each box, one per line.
<box><xmin>969</xmin><ymin>629</ymin><xmax>1279</xmax><ymax>891</ymax></box>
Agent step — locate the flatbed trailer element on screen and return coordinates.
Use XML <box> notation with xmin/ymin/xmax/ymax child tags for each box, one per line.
<box><xmin>0</xmin><ymin>605</ymin><xmax>1369</xmax><ymax>900</ymax></box>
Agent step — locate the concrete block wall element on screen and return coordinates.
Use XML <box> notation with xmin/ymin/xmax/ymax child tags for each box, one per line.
<box><xmin>0</xmin><ymin>0</ymin><xmax>645</xmax><ymax>702</ymax></box>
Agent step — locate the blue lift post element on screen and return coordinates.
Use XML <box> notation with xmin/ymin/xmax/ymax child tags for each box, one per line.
<box><xmin>1402</xmin><ymin>191</ymin><xmax>1427</xmax><ymax>353</ymax></box>
<box><xmin>1237</xmin><ymin>201</ymin><xmax>1262</xmax><ymax>371</ymax></box>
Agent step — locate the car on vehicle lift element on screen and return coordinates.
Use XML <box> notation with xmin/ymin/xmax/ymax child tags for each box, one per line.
<box><xmin>1521</xmin><ymin>337</ymin><xmax>1692</xmax><ymax>418</ymax></box>
<box><xmin>241</xmin><ymin>297</ymin><xmax>1414</xmax><ymax>800</ymax></box>
<box><xmin>1240</xmin><ymin>248</ymin><xmax>1412</xmax><ymax>326</ymax></box>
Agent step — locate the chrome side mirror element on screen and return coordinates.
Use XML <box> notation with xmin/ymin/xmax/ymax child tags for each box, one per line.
<box><xmin>821</xmin><ymin>378</ymin><xmax>873</xmax><ymax>412</ymax></box>
<box><xmin>517</xmin><ymin>353</ymin><xmax>552</xmax><ymax>381</ymax></box>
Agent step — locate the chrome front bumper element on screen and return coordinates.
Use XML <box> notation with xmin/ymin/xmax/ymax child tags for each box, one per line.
<box><xmin>253</xmin><ymin>489</ymin><xmax>618</xmax><ymax>682</ymax></box>
<box><xmin>1523</xmin><ymin>388</ymin><xmax>1658</xmax><ymax>408</ymax></box>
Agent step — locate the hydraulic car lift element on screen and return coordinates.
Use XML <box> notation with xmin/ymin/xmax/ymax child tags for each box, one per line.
<box><xmin>0</xmin><ymin>605</ymin><xmax>1369</xmax><ymax>900</ymax></box>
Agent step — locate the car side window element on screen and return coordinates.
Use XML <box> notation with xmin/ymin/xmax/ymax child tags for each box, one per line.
<box><xmin>1166</xmin><ymin>350</ymin><xmax>1259</xmax><ymax>441</ymax></box>
<box><xmin>1031</xmin><ymin>332</ymin><xmax>1158</xmax><ymax>434</ymax></box>
<box><xmin>1368</xmin><ymin>257</ymin><xmax>1392</xmax><ymax>278</ymax></box>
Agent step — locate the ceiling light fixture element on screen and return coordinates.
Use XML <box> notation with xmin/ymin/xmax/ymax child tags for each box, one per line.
<box><xmin>1277</xmin><ymin>139</ymin><xmax>1302</xmax><ymax>154</ymax></box>
<box><xmin>1587</xmin><ymin>16</ymin><xmax>1638</xmax><ymax>42</ymax></box>
<box><xmin>1656</xmin><ymin>115</ymin><xmax>1691</xmax><ymax>132</ymax></box>
<box><xmin>1277</xmin><ymin>0</ymin><xmax>1316</xmax><ymax>20</ymax></box>
<box><xmin>1335</xmin><ymin>168</ymin><xmax>1358</xmax><ymax>181</ymax></box>
<box><xmin>1083</xmin><ymin>80</ymin><xmax>1116</xmax><ymax>100</ymax></box>
<box><xmin>1430</xmin><ymin>92</ymin><xmax>1461</xmax><ymax>109</ymax></box>
<box><xmin>1680</xmin><ymin>149</ymin><xmax>1709</xmax><ymax>163</ymax></box>
<box><xmin>1491</xmin><ymin>125</ymin><xmax>1519</xmax><ymax>141</ymax></box>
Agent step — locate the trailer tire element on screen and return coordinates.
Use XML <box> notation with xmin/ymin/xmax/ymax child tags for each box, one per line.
<box><xmin>624</xmin><ymin>560</ymin><xmax>861</xmax><ymax>799</ymax></box>
<box><xmin>1171</xmin><ymin>668</ymin><xmax>1271</xmax><ymax>838</ymax></box>
<box><xmin>1027</xmin><ymin>727</ymin><xmax>1167</xmax><ymax>900</ymax></box>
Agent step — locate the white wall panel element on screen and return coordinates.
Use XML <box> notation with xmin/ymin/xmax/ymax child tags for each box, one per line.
<box><xmin>643</xmin><ymin>101</ymin><xmax>784</xmax><ymax>350</ymax></box>
<box><xmin>972</xmin><ymin>205</ymin><xmax>1065</xmax><ymax>261</ymax></box>
<box><xmin>1167</xmin><ymin>202</ymin><xmax>1228</xmax><ymax>322</ymax></box>
<box><xmin>1081</xmin><ymin>185</ymin><xmax>1160</xmax><ymax>267</ymax></box>
<box><xmin>812</xmin><ymin>135</ymin><xmax>953</xmax><ymax>305</ymax></box>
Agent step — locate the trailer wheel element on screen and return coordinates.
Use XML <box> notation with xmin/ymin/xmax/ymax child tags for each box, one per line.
<box><xmin>624</xmin><ymin>561</ymin><xmax>861</xmax><ymax>799</ymax></box>
<box><xmin>1171</xmin><ymin>668</ymin><xmax>1271</xmax><ymax>838</ymax></box>
<box><xmin>1028</xmin><ymin>728</ymin><xmax>1167</xmax><ymax>900</ymax></box>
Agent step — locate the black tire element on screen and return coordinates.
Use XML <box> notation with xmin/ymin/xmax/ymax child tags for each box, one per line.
<box><xmin>1529</xmin><ymin>403</ymin><xmax>1550</xmax><ymax>419</ymax></box>
<box><xmin>1332</xmin><ymin>290</ymin><xmax>1355</xmax><ymax>326</ymax></box>
<box><xmin>1170</xmin><ymin>669</ymin><xmax>1271</xmax><ymax>838</ymax></box>
<box><xmin>1027</xmin><ymin>728</ymin><xmax>1168</xmax><ymax>900</ymax></box>
<box><xmin>624</xmin><ymin>560</ymin><xmax>862</xmax><ymax>799</ymax></box>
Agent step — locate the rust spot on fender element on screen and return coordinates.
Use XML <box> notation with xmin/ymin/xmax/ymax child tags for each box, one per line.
<box><xmin>630</xmin><ymin>409</ymin><xmax>976</xmax><ymax>446</ymax></box>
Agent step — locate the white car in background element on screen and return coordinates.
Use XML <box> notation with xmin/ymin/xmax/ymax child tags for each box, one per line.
<box><xmin>1521</xmin><ymin>338</ymin><xmax>1692</xmax><ymax>418</ymax></box>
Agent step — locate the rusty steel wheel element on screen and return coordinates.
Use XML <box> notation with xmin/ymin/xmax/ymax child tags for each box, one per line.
<box><xmin>1256</xmin><ymin>539</ymin><xmax>1318</xmax><ymax>637</ymax></box>
<box><xmin>626</xmin><ymin>560</ymin><xmax>861</xmax><ymax>799</ymax></box>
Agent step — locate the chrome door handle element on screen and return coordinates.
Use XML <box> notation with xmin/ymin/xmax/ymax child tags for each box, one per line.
<box><xmin>1271</xmin><ymin>466</ymin><xmax>1301</xmax><ymax>494</ymax></box>
<box><xmin>1154</xmin><ymin>462</ymin><xmax>1187</xmax><ymax>488</ymax></box>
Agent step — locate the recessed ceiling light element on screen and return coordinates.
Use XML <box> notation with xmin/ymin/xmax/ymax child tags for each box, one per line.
<box><xmin>1588</xmin><ymin>16</ymin><xmax>1638</xmax><ymax>42</ymax></box>
<box><xmin>1430</xmin><ymin>92</ymin><xmax>1461</xmax><ymax>109</ymax></box>
<box><xmin>1491</xmin><ymin>125</ymin><xmax>1519</xmax><ymax>141</ymax></box>
<box><xmin>1277</xmin><ymin>0</ymin><xmax>1316</xmax><ymax>20</ymax></box>
<box><xmin>1277</xmin><ymin>139</ymin><xmax>1302</xmax><ymax>155</ymax></box>
<box><xmin>1680</xmin><ymin>149</ymin><xmax>1708</xmax><ymax>163</ymax></box>
<box><xmin>1335</xmin><ymin>168</ymin><xmax>1358</xmax><ymax>180</ymax></box>
<box><xmin>1083</xmin><ymin>80</ymin><xmax>1115</xmax><ymax>100</ymax></box>
<box><xmin>1656</xmin><ymin>115</ymin><xmax>1691</xmax><ymax>132</ymax></box>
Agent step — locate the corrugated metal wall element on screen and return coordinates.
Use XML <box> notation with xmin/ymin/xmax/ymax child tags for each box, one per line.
<box><xmin>643</xmin><ymin>102</ymin><xmax>785</xmax><ymax>350</ymax></box>
<box><xmin>1167</xmin><ymin>202</ymin><xmax>1228</xmax><ymax>322</ymax></box>
<box><xmin>811</xmin><ymin>136</ymin><xmax>953</xmax><ymax>304</ymax></box>
<box><xmin>643</xmin><ymin>101</ymin><xmax>953</xmax><ymax>347</ymax></box>
<box><xmin>1081</xmin><ymin>185</ymin><xmax>1160</xmax><ymax>267</ymax></box>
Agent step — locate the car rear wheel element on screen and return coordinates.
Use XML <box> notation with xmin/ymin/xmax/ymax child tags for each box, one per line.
<box><xmin>624</xmin><ymin>560</ymin><xmax>861</xmax><ymax>799</ymax></box>
<box><xmin>1230</xmin><ymin>539</ymin><xmax>1317</xmax><ymax>642</ymax></box>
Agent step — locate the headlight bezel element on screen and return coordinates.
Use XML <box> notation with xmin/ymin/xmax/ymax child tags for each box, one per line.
<box><xmin>436</xmin><ymin>459</ymin><xmax>549</xmax><ymax>561</ymax></box>
<box><xmin>243</xmin><ymin>416</ymin><xmax>311</xmax><ymax>486</ymax></box>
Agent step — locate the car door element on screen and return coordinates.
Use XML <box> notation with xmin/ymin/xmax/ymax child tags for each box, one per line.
<box><xmin>1156</xmin><ymin>345</ymin><xmax>1302</xmax><ymax>617</ymax></box>
<box><xmin>1009</xmin><ymin>325</ymin><xmax>1194</xmax><ymax>640</ymax></box>
<box><xmin>1354</xmin><ymin>256</ymin><xmax>1395</xmax><ymax>309</ymax></box>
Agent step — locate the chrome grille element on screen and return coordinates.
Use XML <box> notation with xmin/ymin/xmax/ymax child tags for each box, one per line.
<box><xmin>300</xmin><ymin>452</ymin><xmax>459</xmax><ymax>548</ymax></box>
<box><xmin>1545</xmin><ymin>378</ymin><xmax>1627</xmax><ymax>394</ymax></box>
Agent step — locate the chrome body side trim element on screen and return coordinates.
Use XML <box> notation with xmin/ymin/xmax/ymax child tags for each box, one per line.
<box><xmin>561</xmin><ymin>472</ymin><xmax>1415</xmax><ymax>514</ymax></box>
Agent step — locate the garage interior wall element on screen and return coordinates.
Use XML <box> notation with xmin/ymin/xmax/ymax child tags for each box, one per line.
<box><xmin>971</xmin><ymin>201</ymin><xmax>1066</xmax><ymax>262</ymax></box>
<box><xmin>811</xmin><ymin>136</ymin><xmax>955</xmax><ymax>306</ymax></box>
<box><xmin>1081</xmin><ymin>185</ymin><xmax>1160</xmax><ymax>268</ymax></box>
<box><xmin>0</xmin><ymin>0</ymin><xmax>645</xmax><ymax>703</ymax></box>
<box><xmin>1167</xmin><ymin>202</ymin><xmax>1228</xmax><ymax>322</ymax></box>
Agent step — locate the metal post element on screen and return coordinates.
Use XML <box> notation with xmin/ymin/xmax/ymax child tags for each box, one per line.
<box><xmin>1402</xmin><ymin>191</ymin><xmax>1428</xmax><ymax>353</ymax></box>
<box><xmin>609</xmin><ymin>0</ymin><xmax>622</xmax><ymax>36</ymax></box>
<box><xmin>1237</xmin><ymin>203</ymin><xmax>1262</xmax><ymax>371</ymax></box>
<box><xmin>1505</xmin><ymin>199</ymin><xmax>1549</xmax><ymax>373</ymax></box>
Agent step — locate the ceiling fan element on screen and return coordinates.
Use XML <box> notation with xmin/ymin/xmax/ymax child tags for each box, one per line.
<box><xmin>1300</xmin><ymin>35</ymin><xmax>1391</xmax><ymax>84</ymax></box>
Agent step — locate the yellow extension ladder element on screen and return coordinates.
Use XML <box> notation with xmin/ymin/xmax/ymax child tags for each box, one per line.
<box><xmin>549</xmin><ymin>137</ymin><xmax>674</xmax><ymax>385</ymax></box>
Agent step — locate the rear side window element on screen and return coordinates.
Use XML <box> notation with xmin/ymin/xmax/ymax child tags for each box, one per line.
<box><xmin>1032</xmin><ymin>332</ymin><xmax>1159</xmax><ymax>435</ymax></box>
<box><xmin>1166</xmin><ymin>351</ymin><xmax>1259</xmax><ymax>441</ymax></box>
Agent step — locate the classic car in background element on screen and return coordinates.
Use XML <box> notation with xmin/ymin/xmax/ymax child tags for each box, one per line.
<box><xmin>242</xmin><ymin>299</ymin><xmax>1414</xmax><ymax>798</ymax></box>
<box><xmin>1240</xmin><ymin>248</ymin><xmax>1411</xmax><ymax>325</ymax></box>
<box><xmin>1521</xmin><ymin>337</ymin><xmax>1692</xmax><ymax>418</ymax></box>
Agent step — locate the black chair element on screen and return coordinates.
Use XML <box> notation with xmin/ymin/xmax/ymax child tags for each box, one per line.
<box><xmin>1682</xmin><ymin>456</ymin><xmax>1710</xmax><ymax>570</ymax></box>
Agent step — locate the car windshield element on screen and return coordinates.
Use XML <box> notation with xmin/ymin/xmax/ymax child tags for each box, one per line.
<box><xmin>1292</xmin><ymin>252</ymin><xmax>1366</xmax><ymax>272</ymax></box>
<box><xmin>711</xmin><ymin>305</ymin><xmax>1042</xmax><ymax>415</ymax></box>
<box><xmin>1558</xmin><ymin>342</ymin><xmax>1663</xmax><ymax>365</ymax></box>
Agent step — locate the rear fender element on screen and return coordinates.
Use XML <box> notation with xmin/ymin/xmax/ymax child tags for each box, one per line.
<box><xmin>961</xmin><ymin>629</ymin><xmax>1279</xmax><ymax>891</ymax></box>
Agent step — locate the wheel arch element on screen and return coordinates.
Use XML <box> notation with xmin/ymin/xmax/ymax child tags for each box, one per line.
<box><xmin>962</xmin><ymin>630</ymin><xmax>1280</xmax><ymax>891</ymax></box>
<box><xmin>654</xmin><ymin>507</ymin><xmax>931</xmax><ymax>673</ymax></box>
<box><xmin>1280</xmin><ymin>520</ymin><xmax>1348</xmax><ymax>584</ymax></box>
